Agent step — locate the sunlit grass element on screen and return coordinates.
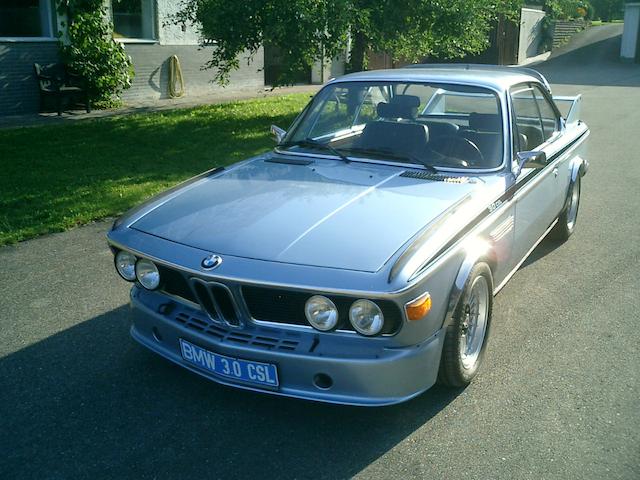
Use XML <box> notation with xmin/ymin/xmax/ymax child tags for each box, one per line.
<box><xmin>0</xmin><ymin>93</ymin><xmax>311</xmax><ymax>245</ymax></box>
<box><xmin>590</xmin><ymin>19</ymin><xmax>624</xmax><ymax>26</ymax></box>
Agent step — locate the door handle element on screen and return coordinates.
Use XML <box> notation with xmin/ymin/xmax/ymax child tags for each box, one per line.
<box><xmin>553</xmin><ymin>168</ymin><xmax>559</xmax><ymax>177</ymax></box>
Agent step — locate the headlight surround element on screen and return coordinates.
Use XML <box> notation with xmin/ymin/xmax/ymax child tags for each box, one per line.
<box><xmin>135</xmin><ymin>259</ymin><xmax>161</xmax><ymax>290</ymax></box>
<box><xmin>304</xmin><ymin>295</ymin><xmax>339</xmax><ymax>331</ymax></box>
<box><xmin>349</xmin><ymin>299</ymin><xmax>384</xmax><ymax>336</ymax></box>
<box><xmin>114</xmin><ymin>250</ymin><xmax>137</xmax><ymax>281</ymax></box>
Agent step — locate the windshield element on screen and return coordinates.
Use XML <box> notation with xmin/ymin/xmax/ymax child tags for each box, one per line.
<box><xmin>282</xmin><ymin>81</ymin><xmax>504</xmax><ymax>170</ymax></box>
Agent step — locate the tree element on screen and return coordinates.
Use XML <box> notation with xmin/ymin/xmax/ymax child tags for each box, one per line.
<box><xmin>536</xmin><ymin>0</ymin><xmax>594</xmax><ymax>19</ymax></box>
<box><xmin>175</xmin><ymin>0</ymin><xmax>523</xmax><ymax>86</ymax></box>
<box><xmin>590</xmin><ymin>0</ymin><xmax>623</xmax><ymax>21</ymax></box>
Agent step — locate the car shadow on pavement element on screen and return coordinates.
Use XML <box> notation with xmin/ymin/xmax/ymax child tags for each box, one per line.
<box><xmin>520</xmin><ymin>234</ymin><xmax>563</xmax><ymax>269</ymax></box>
<box><xmin>0</xmin><ymin>305</ymin><xmax>462</xmax><ymax>479</ymax></box>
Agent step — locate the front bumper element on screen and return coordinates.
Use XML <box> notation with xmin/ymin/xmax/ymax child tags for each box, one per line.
<box><xmin>129</xmin><ymin>287</ymin><xmax>444</xmax><ymax>406</ymax></box>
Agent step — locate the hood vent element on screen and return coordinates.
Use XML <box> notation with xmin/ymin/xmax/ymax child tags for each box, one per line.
<box><xmin>400</xmin><ymin>171</ymin><xmax>473</xmax><ymax>184</ymax></box>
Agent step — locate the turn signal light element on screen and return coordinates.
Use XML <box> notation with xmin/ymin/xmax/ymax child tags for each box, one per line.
<box><xmin>405</xmin><ymin>293</ymin><xmax>432</xmax><ymax>321</ymax></box>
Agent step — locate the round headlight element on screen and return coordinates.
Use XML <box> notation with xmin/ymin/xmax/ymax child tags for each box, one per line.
<box><xmin>349</xmin><ymin>299</ymin><xmax>384</xmax><ymax>336</ymax></box>
<box><xmin>135</xmin><ymin>259</ymin><xmax>161</xmax><ymax>290</ymax></box>
<box><xmin>304</xmin><ymin>295</ymin><xmax>339</xmax><ymax>331</ymax></box>
<box><xmin>115</xmin><ymin>250</ymin><xmax>137</xmax><ymax>281</ymax></box>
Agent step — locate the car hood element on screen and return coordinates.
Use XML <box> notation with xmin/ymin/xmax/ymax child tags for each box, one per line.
<box><xmin>131</xmin><ymin>157</ymin><xmax>486</xmax><ymax>272</ymax></box>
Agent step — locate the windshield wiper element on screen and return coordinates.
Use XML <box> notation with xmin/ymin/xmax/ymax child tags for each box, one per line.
<box><xmin>338</xmin><ymin>147</ymin><xmax>438</xmax><ymax>172</ymax></box>
<box><xmin>278</xmin><ymin>138</ymin><xmax>350</xmax><ymax>162</ymax></box>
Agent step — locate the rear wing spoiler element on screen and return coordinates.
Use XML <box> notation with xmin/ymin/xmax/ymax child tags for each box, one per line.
<box><xmin>407</xmin><ymin>63</ymin><xmax>552</xmax><ymax>93</ymax></box>
<box><xmin>553</xmin><ymin>94</ymin><xmax>582</xmax><ymax>126</ymax></box>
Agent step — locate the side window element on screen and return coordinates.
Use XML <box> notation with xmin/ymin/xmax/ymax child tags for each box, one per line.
<box><xmin>511</xmin><ymin>86</ymin><xmax>542</xmax><ymax>152</ymax></box>
<box><xmin>532</xmin><ymin>85</ymin><xmax>559</xmax><ymax>141</ymax></box>
<box><xmin>511</xmin><ymin>84</ymin><xmax>560</xmax><ymax>152</ymax></box>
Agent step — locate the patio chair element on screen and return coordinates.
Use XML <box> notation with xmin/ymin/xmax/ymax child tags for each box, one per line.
<box><xmin>34</xmin><ymin>63</ymin><xmax>91</xmax><ymax>116</ymax></box>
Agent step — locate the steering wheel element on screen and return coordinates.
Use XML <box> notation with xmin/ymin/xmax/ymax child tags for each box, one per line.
<box><xmin>428</xmin><ymin>136</ymin><xmax>484</xmax><ymax>168</ymax></box>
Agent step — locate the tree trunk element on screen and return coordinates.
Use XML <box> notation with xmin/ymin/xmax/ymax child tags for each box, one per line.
<box><xmin>348</xmin><ymin>30</ymin><xmax>368</xmax><ymax>73</ymax></box>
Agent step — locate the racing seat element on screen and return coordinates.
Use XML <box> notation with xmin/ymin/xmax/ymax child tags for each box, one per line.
<box><xmin>358</xmin><ymin>121</ymin><xmax>430</xmax><ymax>160</ymax></box>
<box><xmin>377</xmin><ymin>94</ymin><xmax>421</xmax><ymax>119</ymax></box>
<box><xmin>355</xmin><ymin>94</ymin><xmax>429</xmax><ymax>160</ymax></box>
<box><xmin>517</xmin><ymin>125</ymin><xmax>544</xmax><ymax>150</ymax></box>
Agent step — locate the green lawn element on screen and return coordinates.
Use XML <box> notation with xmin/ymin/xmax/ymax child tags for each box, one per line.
<box><xmin>590</xmin><ymin>19</ymin><xmax>624</xmax><ymax>26</ymax></box>
<box><xmin>0</xmin><ymin>93</ymin><xmax>310</xmax><ymax>246</ymax></box>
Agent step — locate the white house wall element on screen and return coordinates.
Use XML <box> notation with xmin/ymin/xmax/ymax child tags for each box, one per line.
<box><xmin>621</xmin><ymin>3</ymin><xmax>640</xmax><ymax>61</ymax></box>
<box><xmin>119</xmin><ymin>1</ymin><xmax>264</xmax><ymax>102</ymax></box>
<box><xmin>156</xmin><ymin>0</ymin><xmax>201</xmax><ymax>46</ymax></box>
<box><xmin>518</xmin><ymin>8</ymin><xmax>546</xmax><ymax>63</ymax></box>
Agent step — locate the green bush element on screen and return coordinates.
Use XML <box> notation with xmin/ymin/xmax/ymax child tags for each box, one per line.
<box><xmin>57</xmin><ymin>1</ymin><xmax>134</xmax><ymax>106</ymax></box>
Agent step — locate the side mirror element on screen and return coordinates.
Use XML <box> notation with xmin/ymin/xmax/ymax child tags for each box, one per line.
<box><xmin>515</xmin><ymin>150</ymin><xmax>547</xmax><ymax>175</ymax></box>
<box><xmin>271</xmin><ymin>125</ymin><xmax>286</xmax><ymax>144</ymax></box>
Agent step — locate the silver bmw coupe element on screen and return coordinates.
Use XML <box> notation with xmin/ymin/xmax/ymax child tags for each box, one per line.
<box><xmin>108</xmin><ymin>65</ymin><xmax>589</xmax><ymax>406</ymax></box>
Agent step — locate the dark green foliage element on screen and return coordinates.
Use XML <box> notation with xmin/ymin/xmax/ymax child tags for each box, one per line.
<box><xmin>590</xmin><ymin>0</ymin><xmax>624</xmax><ymax>21</ymax></box>
<box><xmin>56</xmin><ymin>1</ymin><xmax>134</xmax><ymax>105</ymax></box>
<box><xmin>534</xmin><ymin>0</ymin><xmax>595</xmax><ymax>19</ymax></box>
<box><xmin>175</xmin><ymin>0</ymin><xmax>524</xmax><ymax>86</ymax></box>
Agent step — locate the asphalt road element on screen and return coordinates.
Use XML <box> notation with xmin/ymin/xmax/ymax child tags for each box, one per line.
<box><xmin>1</xmin><ymin>24</ymin><xmax>639</xmax><ymax>480</ymax></box>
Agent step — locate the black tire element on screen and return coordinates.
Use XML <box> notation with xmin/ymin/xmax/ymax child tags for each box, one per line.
<box><xmin>551</xmin><ymin>175</ymin><xmax>581</xmax><ymax>242</ymax></box>
<box><xmin>438</xmin><ymin>262</ymin><xmax>494</xmax><ymax>387</ymax></box>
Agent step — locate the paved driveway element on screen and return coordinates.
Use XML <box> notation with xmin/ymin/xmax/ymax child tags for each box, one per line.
<box><xmin>1</xmin><ymin>24</ymin><xmax>639</xmax><ymax>480</ymax></box>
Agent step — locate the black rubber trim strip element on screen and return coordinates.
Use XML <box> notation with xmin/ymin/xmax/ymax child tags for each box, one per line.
<box><xmin>409</xmin><ymin>130</ymin><xmax>589</xmax><ymax>278</ymax></box>
<box><xmin>265</xmin><ymin>157</ymin><xmax>314</xmax><ymax>166</ymax></box>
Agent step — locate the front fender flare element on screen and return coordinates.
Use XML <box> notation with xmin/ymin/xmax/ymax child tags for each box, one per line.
<box><xmin>442</xmin><ymin>239</ymin><xmax>496</xmax><ymax>329</ymax></box>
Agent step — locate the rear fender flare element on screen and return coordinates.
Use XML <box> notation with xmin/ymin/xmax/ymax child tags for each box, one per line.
<box><xmin>561</xmin><ymin>156</ymin><xmax>588</xmax><ymax>212</ymax></box>
<box><xmin>570</xmin><ymin>155</ymin><xmax>588</xmax><ymax>183</ymax></box>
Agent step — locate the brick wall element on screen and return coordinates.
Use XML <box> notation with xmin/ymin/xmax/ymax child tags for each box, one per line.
<box><xmin>122</xmin><ymin>44</ymin><xmax>265</xmax><ymax>102</ymax></box>
<box><xmin>0</xmin><ymin>41</ymin><xmax>60</xmax><ymax>116</ymax></box>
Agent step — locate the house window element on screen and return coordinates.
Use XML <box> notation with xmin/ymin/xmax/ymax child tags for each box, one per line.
<box><xmin>112</xmin><ymin>0</ymin><xmax>156</xmax><ymax>40</ymax></box>
<box><xmin>0</xmin><ymin>0</ymin><xmax>54</xmax><ymax>38</ymax></box>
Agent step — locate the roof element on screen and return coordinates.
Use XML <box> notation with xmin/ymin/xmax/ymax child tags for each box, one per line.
<box><xmin>330</xmin><ymin>64</ymin><xmax>551</xmax><ymax>93</ymax></box>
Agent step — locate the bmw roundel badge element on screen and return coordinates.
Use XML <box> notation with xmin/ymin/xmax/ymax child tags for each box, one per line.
<box><xmin>201</xmin><ymin>254</ymin><xmax>222</xmax><ymax>270</ymax></box>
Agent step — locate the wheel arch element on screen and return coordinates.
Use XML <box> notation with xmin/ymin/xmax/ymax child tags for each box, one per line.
<box><xmin>562</xmin><ymin>156</ymin><xmax>587</xmax><ymax>212</ymax></box>
<box><xmin>570</xmin><ymin>155</ymin><xmax>588</xmax><ymax>183</ymax></box>
<box><xmin>442</xmin><ymin>239</ymin><xmax>496</xmax><ymax>330</ymax></box>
